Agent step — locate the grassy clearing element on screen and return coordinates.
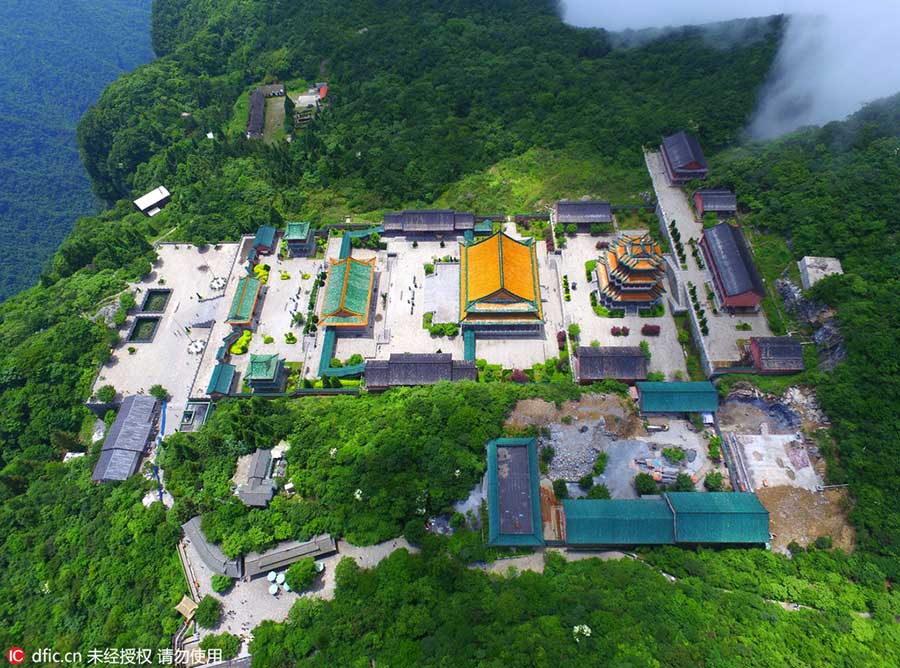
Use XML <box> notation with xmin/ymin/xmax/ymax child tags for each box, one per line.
<box><xmin>433</xmin><ymin>147</ymin><xmax>651</xmax><ymax>213</ymax></box>
<box><xmin>263</xmin><ymin>97</ymin><xmax>286</xmax><ymax>144</ymax></box>
<box><xmin>746</xmin><ymin>228</ymin><xmax>799</xmax><ymax>336</ymax></box>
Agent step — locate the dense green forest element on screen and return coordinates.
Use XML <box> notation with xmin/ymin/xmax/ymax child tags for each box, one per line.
<box><xmin>247</xmin><ymin>548</ymin><xmax>900</xmax><ymax>668</ymax></box>
<box><xmin>711</xmin><ymin>96</ymin><xmax>900</xmax><ymax>557</ymax></box>
<box><xmin>1</xmin><ymin>0</ymin><xmax>899</xmax><ymax>663</ymax></box>
<box><xmin>0</xmin><ymin>0</ymin><xmax>154</xmax><ymax>300</ymax></box>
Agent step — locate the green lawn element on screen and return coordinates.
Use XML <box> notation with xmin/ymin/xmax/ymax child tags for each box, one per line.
<box><xmin>433</xmin><ymin>147</ymin><xmax>651</xmax><ymax>213</ymax></box>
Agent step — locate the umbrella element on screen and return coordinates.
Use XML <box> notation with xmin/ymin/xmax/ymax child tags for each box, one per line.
<box><xmin>267</xmin><ymin>571</ymin><xmax>277</xmax><ymax>582</ymax></box>
<box><xmin>276</xmin><ymin>573</ymin><xmax>286</xmax><ymax>585</ymax></box>
<box><xmin>268</xmin><ymin>583</ymin><xmax>279</xmax><ymax>596</ymax></box>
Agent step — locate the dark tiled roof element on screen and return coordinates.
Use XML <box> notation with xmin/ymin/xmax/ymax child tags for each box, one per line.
<box><xmin>662</xmin><ymin>131</ymin><xmax>707</xmax><ymax>170</ymax></box>
<box><xmin>365</xmin><ymin>353</ymin><xmax>477</xmax><ymax>388</ymax></box>
<box><xmin>181</xmin><ymin>516</ymin><xmax>243</xmax><ymax>578</ymax></box>
<box><xmin>556</xmin><ymin>200</ymin><xmax>613</xmax><ymax>224</ymax></box>
<box><xmin>752</xmin><ymin>336</ymin><xmax>805</xmax><ymax>371</ymax></box>
<box><xmin>238</xmin><ymin>449</ymin><xmax>276</xmax><ymax>507</ymax></box>
<box><xmin>577</xmin><ymin>346</ymin><xmax>648</xmax><ymax>381</ymax></box>
<box><xmin>247</xmin><ymin>90</ymin><xmax>265</xmax><ymax>136</ymax></box>
<box><xmin>244</xmin><ymin>535</ymin><xmax>337</xmax><ymax>578</ymax></box>
<box><xmin>696</xmin><ymin>189</ymin><xmax>737</xmax><ymax>212</ymax></box>
<box><xmin>382</xmin><ymin>210</ymin><xmax>475</xmax><ymax>232</ymax></box>
<box><xmin>702</xmin><ymin>223</ymin><xmax>764</xmax><ymax>298</ymax></box>
<box><xmin>92</xmin><ymin>396</ymin><xmax>158</xmax><ymax>482</ymax></box>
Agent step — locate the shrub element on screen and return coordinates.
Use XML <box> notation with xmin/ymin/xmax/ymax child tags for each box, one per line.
<box><xmin>119</xmin><ymin>291</ymin><xmax>136</xmax><ymax>310</ymax></box>
<box><xmin>621</xmin><ymin>327</ymin><xmax>629</xmax><ymax>336</ymax></box>
<box><xmin>704</xmin><ymin>471</ymin><xmax>723</xmax><ymax>492</ymax></box>
<box><xmin>96</xmin><ymin>385</ymin><xmax>117</xmax><ymax>403</ymax></box>
<box><xmin>230</xmin><ymin>330</ymin><xmax>252</xmax><ymax>355</ymax></box>
<box><xmin>510</xmin><ymin>369</ymin><xmax>529</xmax><ymax>383</ymax></box>
<box><xmin>194</xmin><ymin>595</ymin><xmax>221</xmax><ymax>628</ymax></box>
<box><xmin>590</xmin><ymin>340</ymin><xmax>600</xmax><ymax>347</ymax></box>
<box><xmin>640</xmin><ymin>340</ymin><xmax>651</xmax><ymax>361</ymax></box>
<box><xmin>647</xmin><ymin>371</ymin><xmax>665</xmax><ymax>381</ymax></box>
<box><xmin>540</xmin><ymin>445</ymin><xmax>555</xmax><ymax>467</ymax></box>
<box><xmin>449</xmin><ymin>512</ymin><xmax>466</xmax><ymax>529</ymax></box>
<box><xmin>565</xmin><ymin>223</ymin><xmax>577</xmax><ymax>236</ymax></box>
<box><xmin>149</xmin><ymin>384</ymin><xmax>169</xmax><ymax>401</ymax></box>
<box><xmin>211</xmin><ymin>575</ymin><xmax>233</xmax><ymax>594</ymax></box>
<box><xmin>285</xmin><ymin>332</ymin><xmax>297</xmax><ymax>344</ymax></box>
<box><xmin>424</xmin><ymin>263</ymin><xmax>435</xmax><ymax>275</ymax></box>
<box><xmin>285</xmin><ymin>557</ymin><xmax>318</xmax><ymax>592</ymax></box>
<box><xmin>263</xmin><ymin>335</ymin><xmax>274</xmax><ymax>344</ymax></box>
<box><xmin>813</xmin><ymin>535</ymin><xmax>834</xmax><ymax>550</ymax></box>
<box><xmin>567</xmin><ymin>323</ymin><xmax>580</xmax><ymax>340</ymax></box>
<box><xmin>113</xmin><ymin>309</ymin><xmax>127</xmax><ymax>327</ymax></box>
<box><xmin>552</xmin><ymin>479</ymin><xmax>569</xmax><ymax>499</ymax></box>
<box><xmin>670</xmin><ymin>472</ymin><xmax>695</xmax><ymax>492</ymax></box>
<box><xmin>578</xmin><ymin>474</ymin><xmax>594</xmax><ymax>491</ymax></box>
<box><xmin>561</xmin><ymin>415</ymin><xmax>573</xmax><ymax>425</ymax></box>
<box><xmin>708</xmin><ymin>435</ymin><xmax>722</xmax><ymax>461</ymax></box>
<box><xmin>200</xmin><ymin>633</ymin><xmax>241</xmax><ymax>660</ymax></box>
<box><xmin>662</xmin><ymin>447</ymin><xmax>686</xmax><ymax>463</ymax></box>
<box><xmin>556</xmin><ymin>331</ymin><xmax>567</xmax><ymax>350</ymax></box>
<box><xmin>584</xmin><ymin>260</ymin><xmax>597</xmax><ymax>281</ymax></box>
<box><xmin>587</xmin><ymin>484</ymin><xmax>611</xmax><ymax>499</ymax></box>
<box><xmin>641</xmin><ymin>324</ymin><xmax>661</xmax><ymax>336</ymax></box>
<box><xmin>593</xmin><ymin>452</ymin><xmax>608</xmax><ymax>475</ymax></box>
<box><xmin>634</xmin><ymin>473</ymin><xmax>657</xmax><ymax>496</ymax></box>
<box><xmin>127</xmin><ymin>346</ymin><xmax>137</xmax><ymax>355</ymax></box>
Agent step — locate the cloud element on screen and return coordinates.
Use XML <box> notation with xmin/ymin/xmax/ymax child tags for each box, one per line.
<box><xmin>560</xmin><ymin>1</ymin><xmax>900</xmax><ymax>139</ymax></box>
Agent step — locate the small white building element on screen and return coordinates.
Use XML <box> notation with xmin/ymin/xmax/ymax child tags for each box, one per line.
<box><xmin>133</xmin><ymin>186</ymin><xmax>171</xmax><ymax>217</ymax></box>
<box><xmin>798</xmin><ymin>256</ymin><xmax>843</xmax><ymax>290</ymax></box>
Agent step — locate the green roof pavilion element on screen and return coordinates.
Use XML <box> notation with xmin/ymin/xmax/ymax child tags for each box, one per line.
<box><xmin>227</xmin><ymin>276</ymin><xmax>262</xmax><ymax>326</ymax></box>
<box><xmin>666</xmin><ymin>492</ymin><xmax>770</xmax><ymax>544</ymax></box>
<box><xmin>206</xmin><ymin>363</ymin><xmax>236</xmax><ymax>396</ymax></box>
<box><xmin>253</xmin><ymin>225</ymin><xmax>277</xmax><ymax>250</ymax></box>
<box><xmin>284</xmin><ymin>221</ymin><xmax>311</xmax><ymax>240</ymax></box>
<box><xmin>563</xmin><ymin>498</ymin><xmax>674</xmax><ymax>545</ymax></box>
<box><xmin>246</xmin><ymin>354</ymin><xmax>281</xmax><ymax>381</ymax></box>
<box><xmin>636</xmin><ymin>381</ymin><xmax>718</xmax><ymax>413</ymax></box>
<box><xmin>486</xmin><ymin>438</ymin><xmax>544</xmax><ymax>546</ymax></box>
<box><xmin>320</xmin><ymin>257</ymin><xmax>376</xmax><ymax>328</ymax></box>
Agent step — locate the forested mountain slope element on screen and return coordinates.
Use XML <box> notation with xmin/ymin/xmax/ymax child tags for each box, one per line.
<box><xmin>711</xmin><ymin>96</ymin><xmax>900</xmax><ymax>554</ymax></box>
<box><xmin>1</xmin><ymin>0</ymin><xmax>899</xmax><ymax>662</ymax></box>
<box><xmin>0</xmin><ymin>0</ymin><xmax>153</xmax><ymax>300</ymax></box>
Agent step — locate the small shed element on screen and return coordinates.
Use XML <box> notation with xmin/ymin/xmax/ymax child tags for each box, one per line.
<box><xmin>253</xmin><ymin>225</ymin><xmax>277</xmax><ymax>253</ymax></box>
<box><xmin>798</xmin><ymin>256</ymin><xmax>844</xmax><ymax>290</ymax></box>
<box><xmin>693</xmin><ymin>189</ymin><xmax>737</xmax><ymax>218</ymax></box>
<box><xmin>175</xmin><ymin>596</ymin><xmax>198</xmax><ymax>619</ymax></box>
<box><xmin>133</xmin><ymin>186</ymin><xmax>171</xmax><ymax>217</ymax></box>
<box><xmin>750</xmin><ymin>336</ymin><xmax>805</xmax><ymax>374</ymax></box>
<box><xmin>206</xmin><ymin>363</ymin><xmax>236</xmax><ymax>398</ymax></box>
<box><xmin>554</xmin><ymin>200</ymin><xmax>613</xmax><ymax>229</ymax></box>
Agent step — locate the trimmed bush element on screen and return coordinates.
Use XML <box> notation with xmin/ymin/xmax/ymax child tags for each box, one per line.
<box><xmin>194</xmin><ymin>595</ymin><xmax>221</xmax><ymax>628</ymax></box>
<box><xmin>641</xmin><ymin>324</ymin><xmax>661</xmax><ymax>336</ymax></box>
<box><xmin>96</xmin><ymin>385</ymin><xmax>116</xmax><ymax>403</ymax></box>
<box><xmin>634</xmin><ymin>472</ymin><xmax>657</xmax><ymax>496</ymax></box>
<box><xmin>211</xmin><ymin>575</ymin><xmax>233</xmax><ymax>594</ymax></box>
<box><xmin>285</xmin><ymin>557</ymin><xmax>318</xmax><ymax>592</ymax></box>
<box><xmin>552</xmin><ymin>479</ymin><xmax>569</xmax><ymax>499</ymax></box>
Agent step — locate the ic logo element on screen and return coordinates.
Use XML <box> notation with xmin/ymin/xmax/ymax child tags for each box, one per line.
<box><xmin>6</xmin><ymin>648</ymin><xmax>24</xmax><ymax>665</ymax></box>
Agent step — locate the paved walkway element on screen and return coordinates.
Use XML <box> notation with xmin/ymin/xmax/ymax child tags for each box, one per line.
<box><xmin>645</xmin><ymin>151</ymin><xmax>771</xmax><ymax>364</ymax></box>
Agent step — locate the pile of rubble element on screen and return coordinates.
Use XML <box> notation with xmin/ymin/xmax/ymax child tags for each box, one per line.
<box><xmin>776</xmin><ymin>278</ymin><xmax>846</xmax><ymax>370</ymax></box>
<box><xmin>542</xmin><ymin>418</ymin><xmax>610</xmax><ymax>480</ymax></box>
